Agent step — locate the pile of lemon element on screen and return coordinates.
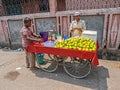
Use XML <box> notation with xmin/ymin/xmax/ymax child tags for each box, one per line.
<box><xmin>55</xmin><ymin>37</ymin><xmax>96</xmax><ymax>51</ymax></box>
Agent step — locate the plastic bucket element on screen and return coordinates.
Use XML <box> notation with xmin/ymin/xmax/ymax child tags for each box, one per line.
<box><xmin>37</xmin><ymin>54</ymin><xmax>44</xmax><ymax>64</ymax></box>
<box><xmin>64</xmin><ymin>35</ymin><xmax>69</xmax><ymax>40</ymax></box>
<box><xmin>39</xmin><ymin>32</ymin><xmax>48</xmax><ymax>42</ymax></box>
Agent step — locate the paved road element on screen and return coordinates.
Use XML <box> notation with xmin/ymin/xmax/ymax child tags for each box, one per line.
<box><xmin>0</xmin><ymin>49</ymin><xmax>120</xmax><ymax>90</ymax></box>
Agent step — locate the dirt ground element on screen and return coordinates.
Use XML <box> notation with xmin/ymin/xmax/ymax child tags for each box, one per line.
<box><xmin>0</xmin><ymin>49</ymin><xmax>120</xmax><ymax>90</ymax></box>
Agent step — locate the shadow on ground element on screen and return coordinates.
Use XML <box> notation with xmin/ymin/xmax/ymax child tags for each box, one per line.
<box><xmin>32</xmin><ymin>65</ymin><xmax>109</xmax><ymax>90</ymax></box>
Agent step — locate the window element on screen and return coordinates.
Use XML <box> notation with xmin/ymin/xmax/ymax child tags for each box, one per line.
<box><xmin>1</xmin><ymin>0</ymin><xmax>50</xmax><ymax>16</ymax></box>
<box><xmin>39</xmin><ymin>0</ymin><xmax>49</xmax><ymax>12</ymax></box>
<box><xmin>2</xmin><ymin>0</ymin><xmax>22</xmax><ymax>15</ymax></box>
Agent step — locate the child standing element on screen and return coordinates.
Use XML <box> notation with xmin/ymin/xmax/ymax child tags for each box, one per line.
<box><xmin>20</xmin><ymin>17</ymin><xmax>42</xmax><ymax>70</ymax></box>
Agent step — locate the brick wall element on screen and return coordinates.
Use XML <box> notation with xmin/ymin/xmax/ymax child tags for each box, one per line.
<box><xmin>57</xmin><ymin>0</ymin><xmax>66</xmax><ymax>11</ymax></box>
<box><xmin>57</xmin><ymin>0</ymin><xmax>120</xmax><ymax>11</ymax></box>
<box><xmin>49</xmin><ymin>0</ymin><xmax>57</xmax><ymax>16</ymax></box>
<box><xmin>0</xmin><ymin>0</ymin><xmax>6</xmax><ymax>16</ymax></box>
<box><xmin>22</xmin><ymin>0</ymin><xmax>40</xmax><ymax>14</ymax></box>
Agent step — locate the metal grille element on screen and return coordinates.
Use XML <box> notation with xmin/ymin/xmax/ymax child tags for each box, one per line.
<box><xmin>0</xmin><ymin>0</ymin><xmax>49</xmax><ymax>16</ymax></box>
<box><xmin>2</xmin><ymin>0</ymin><xmax>22</xmax><ymax>15</ymax></box>
<box><xmin>39</xmin><ymin>0</ymin><xmax>49</xmax><ymax>12</ymax></box>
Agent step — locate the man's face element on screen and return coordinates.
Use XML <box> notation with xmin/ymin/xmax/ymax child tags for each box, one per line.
<box><xmin>75</xmin><ymin>15</ymin><xmax>80</xmax><ymax>21</ymax></box>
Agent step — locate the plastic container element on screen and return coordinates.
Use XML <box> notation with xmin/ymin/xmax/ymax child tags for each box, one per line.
<box><xmin>39</xmin><ymin>32</ymin><xmax>48</xmax><ymax>42</ymax></box>
<box><xmin>82</xmin><ymin>30</ymin><xmax>97</xmax><ymax>42</ymax></box>
<box><xmin>44</xmin><ymin>41</ymin><xmax>55</xmax><ymax>47</ymax></box>
<box><xmin>64</xmin><ymin>35</ymin><xmax>69</xmax><ymax>40</ymax></box>
<box><xmin>37</xmin><ymin>54</ymin><xmax>44</xmax><ymax>64</ymax></box>
<box><xmin>48</xmin><ymin>30</ymin><xmax>57</xmax><ymax>41</ymax></box>
<box><xmin>51</xmin><ymin>34</ymin><xmax>56</xmax><ymax>41</ymax></box>
<box><xmin>56</xmin><ymin>34</ymin><xmax>62</xmax><ymax>42</ymax></box>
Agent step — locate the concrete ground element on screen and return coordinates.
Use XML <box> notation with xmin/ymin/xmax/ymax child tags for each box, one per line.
<box><xmin>0</xmin><ymin>49</ymin><xmax>120</xmax><ymax>90</ymax></box>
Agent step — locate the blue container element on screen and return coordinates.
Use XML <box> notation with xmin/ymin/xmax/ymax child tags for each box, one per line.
<box><xmin>39</xmin><ymin>32</ymin><xmax>48</xmax><ymax>42</ymax></box>
<box><xmin>44</xmin><ymin>41</ymin><xmax>55</xmax><ymax>47</ymax></box>
<box><xmin>37</xmin><ymin>54</ymin><xmax>44</xmax><ymax>64</ymax></box>
<box><xmin>64</xmin><ymin>35</ymin><xmax>69</xmax><ymax>40</ymax></box>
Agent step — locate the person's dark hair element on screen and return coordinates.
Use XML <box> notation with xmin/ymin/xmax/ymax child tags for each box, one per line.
<box><xmin>24</xmin><ymin>17</ymin><xmax>31</xmax><ymax>24</ymax></box>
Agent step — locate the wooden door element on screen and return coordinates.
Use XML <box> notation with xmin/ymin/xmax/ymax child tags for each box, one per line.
<box><xmin>107</xmin><ymin>14</ymin><xmax>120</xmax><ymax>49</ymax></box>
<box><xmin>1</xmin><ymin>20</ymin><xmax>10</xmax><ymax>43</ymax></box>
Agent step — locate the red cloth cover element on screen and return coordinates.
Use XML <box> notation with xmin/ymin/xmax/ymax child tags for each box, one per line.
<box><xmin>27</xmin><ymin>42</ymin><xmax>99</xmax><ymax>67</ymax></box>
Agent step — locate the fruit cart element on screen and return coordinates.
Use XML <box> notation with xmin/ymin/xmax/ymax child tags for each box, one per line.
<box><xmin>27</xmin><ymin>40</ymin><xmax>99</xmax><ymax>79</ymax></box>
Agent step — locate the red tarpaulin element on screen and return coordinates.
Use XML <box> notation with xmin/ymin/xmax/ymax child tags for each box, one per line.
<box><xmin>27</xmin><ymin>42</ymin><xmax>99</xmax><ymax>67</ymax></box>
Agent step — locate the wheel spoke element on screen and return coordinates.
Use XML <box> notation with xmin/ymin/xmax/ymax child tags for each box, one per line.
<box><xmin>64</xmin><ymin>62</ymin><xmax>73</xmax><ymax>67</ymax></box>
<box><xmin>63</xmin><ymin>58</ymin><xmax>92</xmax><ymax>78</ymax></box>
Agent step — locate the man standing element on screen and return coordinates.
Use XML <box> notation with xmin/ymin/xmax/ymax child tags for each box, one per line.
<box><xmin>20</xmin><ymin>17</ymin><xmax>42</xmax><ymax>69</ymax></box>
<box><xmin>69</xmin><ymin>12</ymin><xmax>86</xmax><ymax>37</ymax></box>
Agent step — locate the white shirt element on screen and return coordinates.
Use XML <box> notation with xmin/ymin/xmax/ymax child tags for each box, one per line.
<box><xmin>69</xmin><ymin>20</ymin><xmax>86</xmax><ymax>37</ymax></box>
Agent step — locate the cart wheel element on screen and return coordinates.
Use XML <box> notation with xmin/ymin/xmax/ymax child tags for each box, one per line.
<box><xmin>37</xmin><ymin>54</ymin><xmax>58</xmax><ymax>73</ymax></box>
<box><xmin>63</xmin><ymin>58</ymin><xmax>92</xmax><ymax>79</ymax></box>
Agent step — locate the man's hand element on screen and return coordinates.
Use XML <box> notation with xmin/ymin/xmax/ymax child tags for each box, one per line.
<box><xmin>33</xmin><ymin>33</ymin><xmax>41</xmax><ymax>38</ymax></box>
<box><xmin>71</xmin><ymin>28</ymin><xmax>77</xmax><ymax>32</ymax></box>
<box><xmin>71</xmin><ymin>29</ymin><xmax>74</xmax><ymax>32</ymax></box>
<box><xmin>36</xmin><ymin>35</ymin><xmax>41</xmax><ymax>38</ymax></box>
<box><xmin>36</xmin><ymin>38</ymin><xmax>43</xmax><ymax>42</ymax></box>
<box><xmin>77</xmin><ymin>28</ymin><xmax>83</xmax><ymax>32</ymax></box>
<box><xmin>71</xmin><ymin>27</ymin><xmax>83</xmax><ymax>32</ymax></box>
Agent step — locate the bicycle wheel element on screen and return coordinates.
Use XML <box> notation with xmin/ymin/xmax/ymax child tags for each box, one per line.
<box><xmin>37</xmin><ymin>54</ymin><xmax>58</xmax><ymax>72</ymax></box>
<box><xmin>63</xmin><ymin>57</ymin><xmax>92</xmax><ymax>79</ymax></box>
